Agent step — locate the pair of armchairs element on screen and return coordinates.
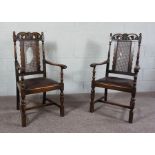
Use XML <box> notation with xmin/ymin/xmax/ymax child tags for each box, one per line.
<box><xmin>13</xmin><ymin>32</ymin><xmax>142</xmax><ymax>127</ymax></box>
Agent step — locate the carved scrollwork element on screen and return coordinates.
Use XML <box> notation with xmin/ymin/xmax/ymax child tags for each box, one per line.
<box><xmin>15</xmin><ymin>32</ymin><xmax>43</xmax><ymax>41</ymax></box>
<box><xmin>112</xmin><ymin>33</ymin><xmax>140</xmax><ymax>41</ymax></box>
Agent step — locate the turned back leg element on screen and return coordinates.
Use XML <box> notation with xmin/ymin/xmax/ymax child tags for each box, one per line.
<box><xmin>90</xmin><ymin>85</ymin><xmax>95</xmax><ymax>113</ymax></box>
<box><xmin>16</xmin><ymin>87</ymin><xmax>20</xmax><ymax>110</ymax></box>
<box><xmin>129</xmin><ymin>91</ymin><xmax>136</xmax><ymax>123</ymax></box>
<box><xmin>43</xmin><ymin>92</ymin><xmax>46</xmax><ymax>104</ymax></box>
<box><xmin>104</xmin><ymin>88</ymin><xmax>108</xmax><ymax>102</ymax></box>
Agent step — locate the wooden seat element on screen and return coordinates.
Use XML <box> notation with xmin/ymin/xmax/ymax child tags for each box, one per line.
<box><xmin>90</xmin><ymin>33</ymin><xmax>142</xmax><ymax>123</ymax></box>
<box><xmin>95</xmin><ymin>77</ymin><xmax>134</xmax><ymax>92</ymax></box>
<box><xmin>13</xmin><ymin>32</ymin><xmax>67</xmax><ymax>127</ymax></box>
<box><xmin>17</xmin><ymin>77</ymin><xmax>62</xmax><ymax>94</ymax></box>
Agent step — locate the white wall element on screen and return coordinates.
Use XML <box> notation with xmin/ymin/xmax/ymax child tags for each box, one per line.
<box><xmin>0</xmin><ymin>22</ymin><xmax>155</xmax><ymax>96</ymax></box>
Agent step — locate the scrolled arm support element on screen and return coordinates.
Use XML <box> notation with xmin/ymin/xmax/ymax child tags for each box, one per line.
<box><xmin>90</xmin><ymin>60</ymin><xmax>108</xmax><ymax>83</ymax></box>
<box><xmin>92</xmin><ymin>66</ymin><xmax>96</xmax><ymax>82</ymax></box>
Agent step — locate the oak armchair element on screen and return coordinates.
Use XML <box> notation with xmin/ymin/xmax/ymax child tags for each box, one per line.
<box><xmin>90</xmin><ymin>33</ymin><xmax>142</xmax><ymax>123</ymax></box>
<box><xmin>13</xmin><ymin>32</ymin><xmax>67</xmax><ymax>127</ymax></box>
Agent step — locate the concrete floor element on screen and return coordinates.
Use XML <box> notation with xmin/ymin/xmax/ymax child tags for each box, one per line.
<box><xmin>0</xmin><ymin>92</ymin><xmax>155</xmax><ymax>132</ymax></box>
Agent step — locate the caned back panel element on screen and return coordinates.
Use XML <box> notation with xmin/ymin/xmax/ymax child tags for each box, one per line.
<box><xmin>112</xmin><ymin>41</ymin><xmax>133</xmax><ymax>73</ymax></box>
<box><xmin>14</xmin><ymin>32</ymin><xmax>44</xmax><ymax>74</ymax></box>
<box><xmin>20</xmin><ymin>40</ymin><xmax>40</xmax><ymax>73</ymax></box>
<box><xmin>108</xmin><ymin>33</ymin><xmax>141</xmax><ymax>75</ymax></box>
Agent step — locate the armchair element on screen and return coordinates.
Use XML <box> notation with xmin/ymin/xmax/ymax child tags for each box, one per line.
<box><xmin>90</xmin><ymin>33</ymin><xmax>142</xmax><ymax>123</ymax></box>
<box><xmin>13</xmin><ymin>32</ymin><xmax>67</xmax><ymax>127</ymax></box>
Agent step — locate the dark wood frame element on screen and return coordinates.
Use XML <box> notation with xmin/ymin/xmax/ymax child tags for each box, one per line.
<box><xmin>13</xmin><ymin>32</ymin><xmax>67</xmax><ymax>127</ymax></box>
<box><xmin>90</xmin><ymin>33</ymin><xmax>142</xmax><ymax>123</ymax></box>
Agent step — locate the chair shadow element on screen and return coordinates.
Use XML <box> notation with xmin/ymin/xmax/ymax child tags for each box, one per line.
<box><xmin>63</xmin><ymin>94</ymin><xmax>90</xmax><ymax>115</ymax></box>
<box><xmin>24</xmin><ymin>93</ymin><xmax>88</xmax><ymax>125</ymax></box>
<box><xmin>93</xmin><ymin>92</ymin><xmax>155</xmax><ymax>123</ymax></box>
<box><xmin>27</xmin><ymin>108</ymin><xmax>59</xmax><ymax>125</ymax></box>
<box><xmin>93</xmin><ymin>102</ymin><xmax>129</xmax><ymax>122</ymax></box>
<box><xmin>134</xmin><ymin>107</ymin><xmax>155</xmax><ymax>123</ymax></box>
<box><xmin>91</xmin><ymin>92</ymin><xmax>131</xmax><ymax>122</ymax></box>
<box><xmin>80</xmin><ymin>40</ymin><xmax>103</xmax><ymax>85</ymax></box>
<box><xmin>45</xmin><ymin>41</ymin><xmax>58</xmax><ymax>60</ymax></box>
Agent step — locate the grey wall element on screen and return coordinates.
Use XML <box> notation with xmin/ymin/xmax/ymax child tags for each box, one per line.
<box><xmin>0</xmin><ymin>22</ymin><xmax>155</xmax><ymax>96</ymax></box>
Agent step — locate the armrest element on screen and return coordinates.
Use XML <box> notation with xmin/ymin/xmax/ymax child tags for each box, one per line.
<box><xmin>134</xmin><ymin>65</ymin><xmax>140</xmax><ymax>73</ymax></box>
<box><xmin>45</xmin><ymin>60</ymin><xmax>67</xmax><ymax>69</ymax></box>
<box><xmin>90</xmin><ymin>60</ymin><xmax>108</xmax><ymax>67</ymax></box>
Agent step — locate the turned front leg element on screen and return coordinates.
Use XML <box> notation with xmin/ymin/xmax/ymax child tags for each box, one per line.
<box><xmin>129</xmin><ymin>90</ymin><xmax>136</xmax><ymax>123</ymax></box>
<box><xmin>60</xmin><ymin>87</ymin><xmax>64</xmax><ymax>117</ymax></box>
<box><xmin>43</xmin><ymin>92</ymin><xmax>46</xmax><ymax>104</ymax></box>
<box><xmin>16</xmin><ymin>86</ymin><xmax>20</xmax><ymax>110</ymax></box>
<box><xmin>90</xmin><ymin>67</ymin><xmax>96</xmax><ymax>112</ymax></box>
<box><xmin>60</xmin><ymin>68</ymin><xmax>65</xmax><ymax>117</ymax></box>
